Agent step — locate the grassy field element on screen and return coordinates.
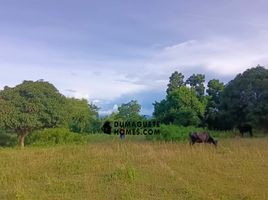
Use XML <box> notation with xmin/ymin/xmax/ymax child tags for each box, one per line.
<box><xmin>0</xmin><ymin>137</ymin><xmax>267</xmax><ymax>200</ymax></box>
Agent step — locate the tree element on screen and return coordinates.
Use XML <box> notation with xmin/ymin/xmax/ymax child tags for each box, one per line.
<box><xmin>167</xmin><ymin>86</ymin><xmax>205</xmax><ymax>126</ymax></box>
<box><xmin>219</xmin><ymin>66</ymin><xmax>268</xmax><ymax>131</ymax></box>
<box><xmin>166</xmin><ymin>71</ymin><xmax>185</xmax><ymax>94</ymax></box>
<box><xmin>186</xmin><ymin>74</ymin><xmax>205</xmax><ymax>98</ymax></box>
<box><xmin>204</xmin><ymin>79</ymin><xmax>224</xmax><ymax>129</ymax></box>
<box><xmin>66</xmin><ymin>98</ymin><xmax>99</xmax><ymax>133</ymax></box>
<box><xmin>0</xmin><ymin>80</ymin><xmax>67</xmax><ymax>147</ymax></box>
<box><xmin>154</xmin><ymin>71</ymin><xmax>206</xmax><ymax>126</ymax></box>
<box><xmin>0</xmin><ymin>99</ymin><xmax>9</xmax><ymax>123</ymax></box>
<box><xmin>154</xmin><ymin>86</ymin><xmax>205</xmax><ymax>126</ymax></box>
<box><xmin>207</xmin><ymin>79</ymin><xmax>224</xmax><ymax>104</ymax></box>
<box><xmin>153</xmin><ymin>99</ymin><xmax>169</xmax><ymax>123</ymax></box>
<box><xmin>115</xmin><ymin>100</ymin><xmax>142</xmax><ymax>121</ymax></box>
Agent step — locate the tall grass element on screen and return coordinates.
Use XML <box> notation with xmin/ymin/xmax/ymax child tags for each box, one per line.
<box><xmin>0</xmin><ymin>138</ymin><xmax>267</xmax><ymax>199</ymax></box>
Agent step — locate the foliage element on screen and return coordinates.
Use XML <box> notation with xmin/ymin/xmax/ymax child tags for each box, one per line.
<box><xmin>206</xmin><ymin>79</ymin><xmax>225</xmax><ymax>103</ymax></box>
<box><xmin>0</xmin><ymin>80</ymin><xmax>100</xmax><ymax>146</ymax></box>
<box><xmin>186</xmin><ymin>74</ymin><xmax>205</xmax><ymax>98</ymax></box>
<box><xmin>146</xmin><ymin>124</ymin><xmax>236</xmax><ymax>141</ymax></box>
<box><xmin>219</xmin><ymin>66</ymin><xmax>268</xmax><ymax>130</ymax></box>
<box><xmin>154</xmin><ymin>72</ymin><xmax>207</xmax><ymax>127</ymax></box>
<box><xmin>166</xmin><ymin>71</ymin><xmax>185</xmax><ymax>94</ymax></box>
<box><xmin>0</xmin><ymin>80</ymin><xmax>67</xmax><ymax>147</ymax></box>
<box><xmin>152</xmin><ymin>99</ymin><xmax>169</xmax><ymax>123</ymax></box>
<box><xmin>154</xmin><ymin>86</ymin><xmax>206</xmax><ymax>126</ymax></box>
<box><xmin>167</xmin><ymin>86</ymin><xmax>206</xmax><ymax>126</ymax></box>
<box><xmin>204</xmin><ymin>79</ymin><xmax>225</xmax><ymax>129</ymax></box>
<box><xmin>154</xmin><ymin>66</ymin><xmax>268</xmax><ymax>132</ymax></box>
<box><xmin>25</xmin><ymin>128</ymin><xmax>89</xmax><ymax>146</ymax></box>
<box><xmin>146</xmin><ymin>124</ymin><xmax>193</xmax><ymax>141</ymax></box>
<box><xmin>114</xmin><ymin>100</ymin><xmax>143</xmax><ymax>121</ymax></box>
<box><xmin>66</xmin><ymin>98</ymin><xmax>100</xmax><ymax>133</ymax></box>
<box><xmin>0</xmin><ymin>131</ymin><xmax>17</xmax><ymax>147</ymax></box>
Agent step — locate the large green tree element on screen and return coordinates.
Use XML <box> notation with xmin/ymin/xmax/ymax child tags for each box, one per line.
<box><xmin>0</xmin><ymin>80</ymin><xmax>67</xmax><ymax>147</ymax></box>
<box><xmin>186</xmin><ymin>74</ymin><xmax>205</xmax><ymax>98</ymax></box>
<box><xmin>219</xmin><ymin>66</ymin><xmax>268</xmax><ymax>130</ymax></box>
<box><xmin>66</xmin><ymin>98</ymin><xmax>99</xmax><ymax>133</ymax></box>
<box><xmin>153</xmin><ymin>99</ymin><xmax>169</xmax><ymax>123</ymax></box>
<box><xmin>167</xmin><ymin>86</ymin><xmax>205</xmax><ymax>126</ymax></box>
<box><xmin>166</xmin><ymin>71</ymin><xmax>185</xmax><ymax>94</ymax></box>
<box><xmin>154</xmin><ymin>86</ymin><xmax>205</xmax><ymax>126</ymax></box>
<box><xmin>115</xmin><ymin>100</ymin><xmax>142</xmax><ymax>121</ymax></box>
<box><xmin>207</xmin><ymin>79</ymin><xmax>225</xmax><ymax>103</ymax></box>
<box><xmin>204</xmin><ymin>79</ymin><xmax>224</xmax><ymax>129</ymax></box>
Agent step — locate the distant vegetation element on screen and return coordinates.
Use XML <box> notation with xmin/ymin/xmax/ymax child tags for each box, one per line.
<box><xmin>0</xmin><ymin>80</ymin><xmax>100</xmax><ymax>147</ymax></box>
<box><xmin>153</xmin><ymin>66</ymin><xmax>268</xmax><ymax>131</ymax></box>
<box><xmin>146</xmin><ymin>125</ymin><xmax>237</xmax><ymax>142</ymax></box>
<box><xmin>0</xmin><ymin>65</ymin><xmax>268</xmax><ymax>147</ymax></box>
<box><xmin>25</xmin><ymin>128</ymin><xmax>90</xmax><ymax>146</ymax></box>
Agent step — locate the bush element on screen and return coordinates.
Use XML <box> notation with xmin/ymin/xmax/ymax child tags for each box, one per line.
<box><xmin>146</xmin><ymin>125</ymin><xmax>236</xmax><ymax>141</ymax></box>
<box><xmin>25</xmin><ymin>128</ymin><xmax>90</xmax><ymax>146</ymax></box>
<box><xmin>208</xmin><ymin>129</ymin><xmax>236</xmax><ymax>138</ymax></box>
<box><xmin>0</xmin><ymin>131</ymin><xmax>17</xmax><ymax>147</ymax></box>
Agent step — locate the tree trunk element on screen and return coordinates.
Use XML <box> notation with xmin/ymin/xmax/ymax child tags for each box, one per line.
<box><xmin>18</xmin><ymin>134</ymin><xmax>26</xmax><ymax>148</ymax></box>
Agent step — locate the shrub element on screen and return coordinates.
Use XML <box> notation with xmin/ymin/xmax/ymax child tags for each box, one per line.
<box><xmin>0</xmin><ymin>131</ymin><xmax>17</xmax><ymax>147</ymax></box>
<box><xmin>146</xmin><ymin>125</ymin><xmax>236</xmax><ymax>141</ymax></box>
<box><xmin>25</xmin><ymin>128</ymin><xmax>90</xmax><ymax>146</ymax></box>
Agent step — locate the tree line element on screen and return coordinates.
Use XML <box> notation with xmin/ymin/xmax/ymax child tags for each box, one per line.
<box><xmin>153</xmin><ymin>65</ymin><xmax>268</xmax><ymax>132</ymax></box>
<box><xmin>0</xmin><ymin>66</ymin><xmax>267</xmax><ymax>147</ymax></box>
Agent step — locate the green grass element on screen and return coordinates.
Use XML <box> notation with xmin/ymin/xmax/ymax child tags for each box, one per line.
<box><xmin>0</xmin><ymin>138</ymin><xmax>268</xmax><ymax>199</ymax></box>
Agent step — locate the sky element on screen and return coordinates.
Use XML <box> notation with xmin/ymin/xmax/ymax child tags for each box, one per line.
<box><xmin>1</xmin><ymin>0</ymin><xmax>268</xmax><ymax>115</ymax></box>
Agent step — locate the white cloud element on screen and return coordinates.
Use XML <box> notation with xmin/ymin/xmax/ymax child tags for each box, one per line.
<box><xmin>112</xmin><ymin>104</ymin><xmax>118</xmax><ymax>111</ymax></box>
<box><xmin>98</xmin><ymin>104</ymin><xmax>119</xmax><ymax>115</ymax></box>
<box><xmin>149</xmin><ymin>33</ymin><xmax>268</xmax><ymax>75</ymax></box>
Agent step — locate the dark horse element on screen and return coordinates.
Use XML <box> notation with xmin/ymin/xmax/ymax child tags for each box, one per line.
<box><xmin>237</xmin><ymin>124</ymin><xmax>253</xmax><ymax>137</ymax></box>
<box><xmin>189</xmin><ymin>132</ymin><xmax>218</xmax><ymax>147</ymax></box>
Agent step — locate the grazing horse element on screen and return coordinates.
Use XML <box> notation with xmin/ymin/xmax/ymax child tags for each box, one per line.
<box><xmin>189</xmin><ymin>132</ymin><xmax>218</xmax><ymax>147</ymax></box>
<box><xmin>237</xmin><ymin>124</ymin><xmax>253</xmax><ymax>137</ymax></box>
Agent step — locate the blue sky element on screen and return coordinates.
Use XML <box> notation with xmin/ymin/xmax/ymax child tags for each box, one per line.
<box><xmin>1</xmin><ymin>0</ymin><xmax>268</xmax><ymax>115</ymax></box>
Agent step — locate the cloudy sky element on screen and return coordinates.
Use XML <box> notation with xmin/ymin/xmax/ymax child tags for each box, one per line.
<box><xmin>1</xmin><ymin>0</ymin><xmax>268</xmax><ymax>115</ymax></box>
